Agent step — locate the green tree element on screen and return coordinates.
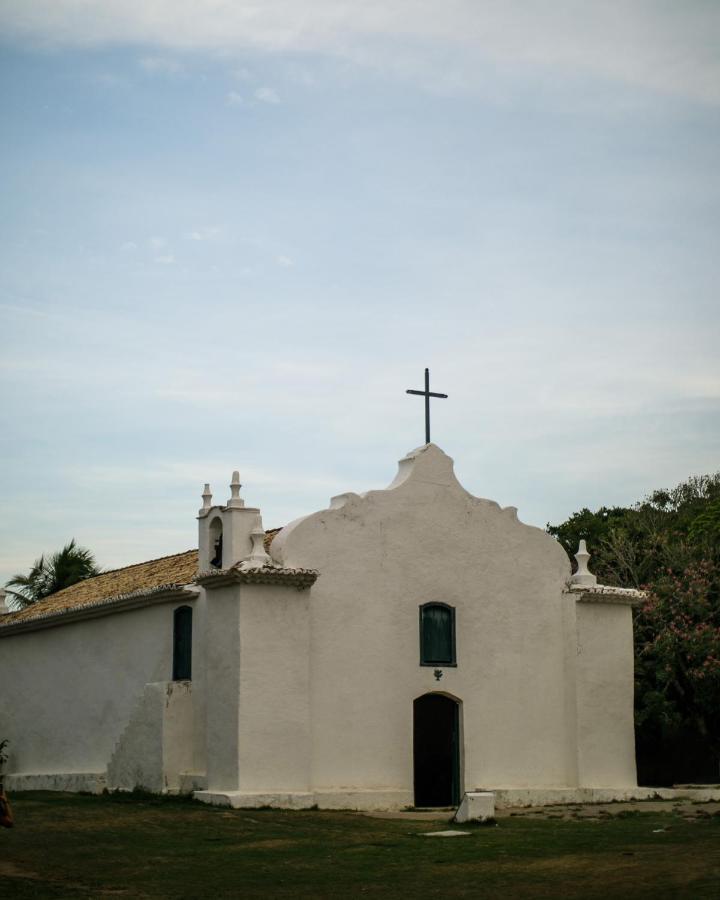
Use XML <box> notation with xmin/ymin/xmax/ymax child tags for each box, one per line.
<box><xmin>4</xmin><ymin>540</ymin><xmax>101</xmax><ymax>610</ymax></box>
<box><xmin>548</xmin><ymin>473</ymin><xmax>720</xmax><ymax>587</ymax></box>
<box><xmin>689</xmin><ymin>497</ymin><xmax>720</xmax><ymax>552</ymax></box>
<box><xmin>548</xmin><ymin>472</ymin><xmax>720</xmax><ymax>783</ymax></box>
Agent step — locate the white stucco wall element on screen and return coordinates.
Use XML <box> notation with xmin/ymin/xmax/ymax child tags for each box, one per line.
<box><xmin>107</xmin><ymin>680</ymin><xmax>194</xmax><ymax>792</ymax></box>
<box><xmin>204</xmin><ymin>583</ymin><xmax>242</xmax><ymax>790</ymax></box>
<box><xmin>575</xmin><ymin>601</ymin><xmax>638</xmax><ymax>787</ymax></box>
<box><xmin>237</xmin><ymin>584</ymin><xmax>312</xmax><ymax>792</ymax></box>
<box><xmin>0</xmin><ymin>600</ymin><xmax>198</xmax><ymax>781</ymax></box>
<box><xmin>203</xmin><ymin>582</ymin><xmax>312</xmax><ymax>795</ymax></box>
<box><xmin>268</xmin><ymin>443</ymin><xmax>579</xmax><ymax>797</ymax></box>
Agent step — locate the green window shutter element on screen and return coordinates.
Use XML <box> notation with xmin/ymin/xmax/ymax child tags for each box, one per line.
<box><xmin>419</xmin><ymin>603</ymin><xmax>456</xmax><ymax>666</ymax></box>
<box><xmin>173</xmin><ymin>606</ymin><xmax>193</xmax><ymax>681</ymax></box>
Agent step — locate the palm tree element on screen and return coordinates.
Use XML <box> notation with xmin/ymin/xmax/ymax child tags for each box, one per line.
<box><xmin>4</xmin><ymin>540</ymin><xmax>100</xmax><ymax>610</ymax></box>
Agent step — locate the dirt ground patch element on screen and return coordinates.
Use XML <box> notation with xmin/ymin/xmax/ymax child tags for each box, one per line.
<box><xmin>239</xmin><ymin>838</ymin><xmax>301</xmax><ymax>849</ymax></box>
<box><xmin>0</xmin><ymin>861</ymin><xmax>46</xmax><ymax>881</ymax></box>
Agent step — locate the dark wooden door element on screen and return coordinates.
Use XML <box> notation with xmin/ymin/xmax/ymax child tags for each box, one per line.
<box><xmin>413</xmin><ymin>693</ymin><xmax>460</xmax><ymax>807</ymax></box>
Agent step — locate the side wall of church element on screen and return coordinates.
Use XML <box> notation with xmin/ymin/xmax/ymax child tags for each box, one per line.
<box><xmin>574</xmin><ymin>602</ymin><xmax>638</xmax><ymax>787</ymax></box>
<box><xmin>0</xmin><ymin>602</ymin><xmax>193</xmax><ymax>780</ymax></box>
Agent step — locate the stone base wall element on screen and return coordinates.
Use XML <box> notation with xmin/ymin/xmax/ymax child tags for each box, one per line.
<box><xmin>194</xmin><ymin>785</ymin><xmax>720</xmax><ymax>810</ymax></box>
<box><xmin>2</xmin><ymin>772</ymin><xmax>107</xmax><ymax>793</ymax></box>
<box><xmin>490</xmin><ymin>786</ymin><xmax>720</xmax><ymax>807</ymax></box>
<box><xmin>194</xmin><ymin>789</ymin><xmax>413</xmax><ymax>810</ymax></box>
<box><xmin>5</xmin><ymin>779</ymin><xmax>720</xmax><ymax>810</ymax></box>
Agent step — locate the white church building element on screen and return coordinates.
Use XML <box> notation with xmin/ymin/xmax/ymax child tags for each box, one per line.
<box><xmin>0</xmin><ymin>443</ymin><xmax>647</xmax><ymax>809</ymax></box>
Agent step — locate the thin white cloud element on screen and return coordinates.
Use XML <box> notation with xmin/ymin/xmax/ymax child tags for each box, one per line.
<box><xmin>276</xmin><ymin>254</ymin><xmax>293</xmax><ymax>267</ymax></box>
<box><xmin>154</xmin><ymin>254</ymin><xmax>175</xmax><ymax>265</ymax></box>
<box><xmin>1</xmin><ymin>1</ymin><xmax>719</xmax><ymax>103</ymax></box>
<box><xmin>226</xmin><ymin>90</ymin><xmax>244</xmax><ymax>106</ymax></box>
<box><xmin>228</xmin><ymin>87</ymin><xmax>280</xmax><ymax>107</ymax></box>
<box><xmin>0</xmin><ymin>303</ymin><xmax>56</xmax><ymax>320</ymax></box>
<box><xmin>186</xmin><ymin>227</ymin><xmax>221</xmax><ymax>242</ymax></box>
<box><xmin>70</xmin><ymin>460</ymin><xmax>341</xmax><ymax>494</ymax></box>
<box><xmin>138</xmin><ymin>55</ymin><xmax>183</xmax><ymax>75</ymax></box>
<box><xmin>254</xmin><ymin>86</ymin><xmax>280</xmax><ymax>104</ymax></box>
<box><xmin>95</xmin><ymin>72</ymin><xmax>125</xmax><ymax>88</ymax></box>
<box><xmin>231</xmin><ymin>67</ymin><xmax>254</xmax><ymax>82</ymax></box>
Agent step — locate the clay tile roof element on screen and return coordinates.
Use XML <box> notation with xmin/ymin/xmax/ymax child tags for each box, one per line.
<box><xmin>3</xmin><ymin>530</ymin><xmax>285</xmax><ymax>627</ymax></box>
<box><xmin>4</xmin><ymin>550</ymin><xmax>199</xmax><ymax>625</ymax></box>
<box><xmin>263</xmin><ymin>527</ymin><xmax>282</xmax><ymax>551</ymax></box>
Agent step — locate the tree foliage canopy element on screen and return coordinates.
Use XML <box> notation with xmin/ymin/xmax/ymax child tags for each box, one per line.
<box><xmin>4</xmin><ymin>540</ymin><xmax>101</xmax><ymax>610</ymax></box>
<box><xmin>548</xmin><ymin>472</ymin><xmax>720</xmax><ymax>779</ymax></box>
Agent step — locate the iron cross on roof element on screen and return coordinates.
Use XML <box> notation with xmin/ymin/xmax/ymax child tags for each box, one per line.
<box><xmin>406</xmin><ymin>368</ymin><xmax>448</xmax><ymax>445</ymax></box>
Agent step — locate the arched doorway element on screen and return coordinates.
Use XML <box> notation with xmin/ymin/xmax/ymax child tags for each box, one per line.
<box><xmin>413</xmin><ymin>693</ymin><xmax>461</xmax><ymax>807</ymax></box>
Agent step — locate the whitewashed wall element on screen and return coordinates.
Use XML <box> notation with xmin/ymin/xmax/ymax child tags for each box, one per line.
<box><xmin>268</xmin><ymin>443</ymin><xmax>587</xmax><ymax>801</ymax></box>
<box><xmin>0</xmin><ymin>600</ymin><xmax>199</xmax><ymax>785</ymax></box>
<box><xmin>574</xmin><ymin>602</ymin><xmax>637</xmax><ymax>787</ymax></box>
<box><xmin>237</xmin><ymin>584</ymin><xmax>312</xmax><ymax>792</ymax></box>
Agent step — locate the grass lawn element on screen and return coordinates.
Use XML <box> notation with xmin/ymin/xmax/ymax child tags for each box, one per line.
<box><xmin>1</xmin><ymin>792</ymin><xmax>719</xmax><ymax>898</ymax></box>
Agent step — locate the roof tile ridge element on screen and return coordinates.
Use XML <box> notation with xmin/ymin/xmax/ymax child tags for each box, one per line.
<box><xmin>43</xmin><ymin>549</ymin><xmax>198</xmax><ymax>603</ymax></box>
<box><xmin>61</xmin><ymin>548</ymin><xmax>197</xmax><ymax>582</ymax></box>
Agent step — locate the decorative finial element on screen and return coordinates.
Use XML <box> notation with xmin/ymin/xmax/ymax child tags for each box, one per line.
<box><xmin>244</xmin><ymin>516</ymin><xmax>271</xmax><ymax>568</ymax></box>
<box><xmin>571</xmin><ymin>539</ymin><xmax>597</xmax><ymax>587</ymax></box>
<box><xmin>198</xmin><ymin>483</ymin><xmax>213</xmax><ymax>517</ymax></box>
<box><xmin>227</xmin><ymin>471</ymin><xmax>245</xmax><ymax>509</ymax></box>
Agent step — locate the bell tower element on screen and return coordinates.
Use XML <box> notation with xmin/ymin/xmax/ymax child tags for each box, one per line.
<box><xmin>197</xmin><ymin>471</ymin><xmax>264</xmax><ymax>572</ymax></box>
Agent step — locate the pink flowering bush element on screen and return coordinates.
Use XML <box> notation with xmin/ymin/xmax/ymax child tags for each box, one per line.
<box><xmin>635</xmin><ymin>560</ymin><xmax>720</xmax><ymax>755</ymax></box>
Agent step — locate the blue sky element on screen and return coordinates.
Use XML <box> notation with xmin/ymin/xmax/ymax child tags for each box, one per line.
<box><xmin>1</xmin><ymin>2</ymin><xmax>719</xmax><ymax>585</ymax></box>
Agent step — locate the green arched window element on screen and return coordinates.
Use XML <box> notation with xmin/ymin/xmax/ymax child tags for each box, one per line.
<box><xmin>419</xmin><ymin>603</ymin><xmax>456</xmax><ymax>666</ymax></box>
<box><xmin>173</xmin><ymin>605</ymin><xmax>193</xmax><ymax>681</ymax></box>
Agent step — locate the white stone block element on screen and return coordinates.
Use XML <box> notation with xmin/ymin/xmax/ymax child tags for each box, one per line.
<box><xmin>454</xmin><ymin>791</ymin><xmax>495</xmax><ymax>823</ymax></box>
<box><xmin>421</xmin><ymin>830</ymin><xmax>471</xmax><ymax>837</ymax></box>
